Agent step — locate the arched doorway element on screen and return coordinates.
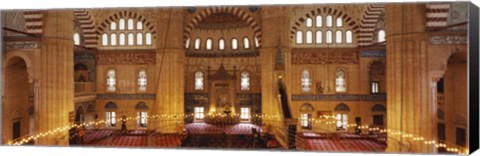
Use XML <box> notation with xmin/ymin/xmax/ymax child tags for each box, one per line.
<box><xmin>371</xmin><ymin>104</ymin><xmax>386</xmax><ymax>127</ymax></box>
<box><xmin>75</xmin><ymin>106</ymin><xmax>85</xmax><ymax>124</ymax></box>
<box><xmin>3</xmin><ymin>56</ymin><xmax>33</xmax><ymax>142</ymax></box>
<box><xmin>442</xmin><ymin>51</ymin><xmax>467</xmax><ymax>149</ymax></box>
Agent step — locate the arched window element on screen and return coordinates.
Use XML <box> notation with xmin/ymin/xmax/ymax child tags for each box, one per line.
<box><xmin>301</xmin><ymin>69</ymin><xmax>312</xmax><ymax>92</ymax></box>
<box><xmin>241</xmin><ymin>71</ymin><xmax>250</xmax><ymax>91</ymax></box>
<box><xmin>232</xmin><ymin>38</ymin><xmax>238</xmax><ymax>50</ymax></box>
<box><xmin>102</xmin><ymin>33</ymin><xmax>108</xmax><ymax>46</ymax></box>
<box><xmin>316</xmin><ymin>15</ymin><xmax>322</xmax><ymax>27</ymax></box>
<box><xmin>137</xmin><ymin>112</ymin><xmax>148</xmax><ymax>128</ymax></box>
<box><xmin>194</xmin><ymin>38</ymin><xmax>201</xmax><ymax>50</ymax></box>
<box><xmin>335</xmin><ymin>69</ymin><xmax>346</xmax><ymax>92</ymax></box>
<box><xmin>336</xmin><ymin>17</ymin><xmax>343</xmax><ymax>27</ymax></box>
<box><xmin>195</xmin><ymin>71</ymin><xmax>204</xmax><ymax>90</ymax></box>
<box><xmin>136</xmin><ymin>33</ymin><xmax>143</xmax><ymax>45</ymax></box>
<box><xmin>240</xmin><ymin>107</ymin><xmax>251</xmax><ymax>121</ymax></box>
<box><xmin>136</xmin><ymin>21</ymin><xmax>143</xmax><ymax>30</ymax></box>
<box><xmin>326</xmin><ymin>15</ymin><xmax>333</xmax><ymax>27</ymax></box>
<box><xmin>145</xmin><ymin>33</ymin><xmax>152</xmax><ymax>45</ymax></box>
<box><xmin>378</xmin><ymin>30</ymin><xmax>386</xmax><ymax>42</ymax></box>
<box><xmin>138</xmin><ymin>69</ymin><xmax>147</xmax><ymax>91</ymax></box>
<box><xmin>119</xmin><ymin>19</ymin><xmax>125</xmax><ymax>30</ymax></box>
<box><xmin>110</xmin><ymin>33</ymin><xmax>117</xmax><ymax>46</ymax></box>
<box><xmin>107</xmin><ymin>69</ymin><xmax>116</xmax><ymax>92</ymax></box>
<box><xmin>306</xmin><ymin>18</ymin><xmax>313</xmax><ymax>27</ymax></box>
<box><xmin>326</xmin><ymin>30</ymin><xmax>332</xmax><ymax>44</ymax></box>
<box><xmin>336</xmin><ymin>30</ymin><xmax>342</xmax><ymax>44</ymax></box>
<box><xmin>105</xmin><ymin>102</ymin><xmax>117</xmax><ymax>127</ymax></box>
<box><xmin>371</xmin><ymin>81</ymin><xmax>379</xmax><ymax>93</ymax></box>
<box><xmin>185</xmin><ymin>38</ymin><xmax>191</xmax><ymax>49</ymax></box>
<box><xmin>334</xmin><ymin>103</ymin><xmax>349</xmax><ymax>131</ymax></box>
<box><xmin>194</xmin><ymin>107</ymin><xmax>205</xmax><ymax>120</ymax></box>
<box><xmin>346</xmin><ymin>30</ymin><xmax>353</xmax><ymax>44</ymax></box>
<box><xmin>300</xmin><ymin>103</ymin><xmax>314</xmax><ymax>129</ymax></box>
<box><xmin>243</xmin><ymin>37</ymin><xmax>250</xmax><ymax>49</ymax></box>
<box><xmin>306</xmin><ymin>31</ymin><xmax>313</xmax><ymax>44</ymax></box>
<box><xmin>128</xmin><ymin>33</ymin><xmax>134</xmax><ymax>46</ymax></box>
<box><xmin>254</xmin><ymin>37</ymin><xmax>260</xmax><ymax>48</ymax></box>
<box><xmin>206</xmin><ymin>38</ymin><xmax>213</xmax><ymax>50</ymax></box>
<box><xmin>296</xmin><ymin>31</ymin><xmax>303</xmax><ymax>44</ymax></box>
<box><xmin>219</xmin><ymin>39</ymin><xmax>225</xmax><ymax>50</ymax></box>
<box><xmin>74</xmin><ymin>33</ymin><xmax>81</xmax><ymax>45</ymax></box>
<box><xmin>102</xmin><ymin>17</ymin><xmax>152</xmax><ymax>48</ymax></box>
<box><xmin>128</xmin><ymin>18</ymin><xmax>134</xmax><ymax>30</ymax></box>
<box><xmin>110</xmin><ymin>22</ymin><xmax>117</xmax><ymax>30</ymax></box>
<box><xmin>316</xmin><ymin>31</ymin><xmax>322</xmax><ymax>44</ymax></box>
<box><xmin>119</xmin><ymin>33</ymin><xmax>126</xmax><ymax>46</ymax></box>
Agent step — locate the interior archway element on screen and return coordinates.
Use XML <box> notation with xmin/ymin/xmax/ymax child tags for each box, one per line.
<box><xmin>441</xmin><ymin>51</ymin><xmax>467</xmax><ymax>150</ymax></box>
<box><xmin>3</xmin><ymin>56</ymin><xmax>33</xmax><ymax>143</ymax></box>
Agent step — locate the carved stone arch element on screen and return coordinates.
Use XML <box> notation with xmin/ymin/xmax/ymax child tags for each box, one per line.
<box><xmin>86</xmin><ymin>102</ymin><xmax>96</xmax><ymax>113</ymax></box>
<box><xmin>3</xmin><ymin>51</ymin><xmax>34</xmax><ymax>83</ymax></box>
<box><xmin>135</xmin><ymin>101</ymin><xmax>149</xmax><ymax>110</ymax></box>
<box><xmin>290</xmin><ymin>7</ymin><xmax>361</xmax><ymax>43</ymax></box>
<box><xmin>104</xmin><ymin>101</ymin><xmax>118</xmax><ymax>110</ymax></box>
<box><xmin>73</xmin><ymin>9</ymin><xmax>97</xmax><ymax>48</ymax></box>
<box><xmin>371</xmin><ymin>104</ymin><xmax>386</xmax><ymax>112</ymax></box>
<box><xmin>334</xmin><ymin>103</ymin><xmax>350</xmax><ymax>112</ymax></box>
<box><xmin>184</xmin><ymin>6</ymin><xmax>262</xmax><ymax>47</ymax></box>
<box><xmin>96</xmin><ymin>10</ymin><xmax>157</xmax><ymax>42</ymax></box>
<box><xmin>358</xmin><ymin>4</ymin><xmax>385</xmax><ymax>46</ymax></box>
<box><xmin>300</xmin><ymin>103</ymin><xmax>315</xmax><ymax>113</ymax></box>
<box><xmin>76</xmin><ymin>104</ymin><xmax>86</xmax><ymax>114</ymax></box>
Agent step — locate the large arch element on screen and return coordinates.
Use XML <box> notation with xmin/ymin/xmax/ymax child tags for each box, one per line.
<box><xmin>73</xmin><ymin>9</ymin><xmax>97</xmax><ymax>48</ymax></box>
<box><xmin>358</xmin><ymin>4</ymin><xmax>385</xmax><ymax>46</ymax></box>
<box><xmin>184</xmin><ymin>6</ymin><xmax>262</xmax><ymax>47</ymax></box>
<box><xmin>290</xmin><ymin>7</ymin><xmax>361</xmax><ymax>43</ymax></box>
<box><xmin>2</xmin><ymin>56</ymin><xmax>34</xmax><ymax>143</ymax></box>
<box><xmin>23</xmin><ymin>10</ymin><xmax>44</xmax><ymax>35</ymax></box>
<box><xmin>442</xmin><ymin>50</ymin><xmax>467</xmax><ymax>149</ymax></box>
<box><xmin>95</xmin><ymin>10</ymin><xmax>157</xmax><ymax>47</ymax></box>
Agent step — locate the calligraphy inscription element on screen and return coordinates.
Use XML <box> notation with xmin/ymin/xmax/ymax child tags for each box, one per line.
<box><xmin>97</xmin><ymin>52</ymin><xmax>156</xmax><ymax>65</ymax></box>
<box><xmin>291</xmin><ymin>51</ymin><xmax>359</xmax><ymax>64</ymax></box>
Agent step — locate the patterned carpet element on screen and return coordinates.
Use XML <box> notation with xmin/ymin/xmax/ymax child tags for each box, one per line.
<box><xmin>85</xmin><ymin>124</ymin><xmax>264</xmax><ymax>149</ymax></box>
<box><xmin>83</xmin><ymin>129</ymin><xmax>115</xmax><ymax>143</ymax></box>
<box><xmin>185</xmin><ymin>123</ymin><xmax>261</xmax><ymax>135</ymax></box>
<box><xmin>182</xmin><ymin>134</ymin><xmax>266</xmax><ymax>149</ymax></box>
<box><xmin>304</xmin><ymin>138</ymin><xmax>386</xmax><ymax>152</ymax></box>
<box><xmin>151</xmin><ymin>134</ymin><xmax>185</xmax><ymax>148</ymax></box>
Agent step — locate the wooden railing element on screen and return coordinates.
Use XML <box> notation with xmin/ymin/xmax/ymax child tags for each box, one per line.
<box><xmin>74</xmin><ymin>82</ymin><xmax>96</xmax><ymax>95</ymax></box>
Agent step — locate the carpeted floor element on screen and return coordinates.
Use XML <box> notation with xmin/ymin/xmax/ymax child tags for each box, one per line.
<box><xmin>184</xmin><ymin>123</ymin><xmax>261</xmax><ymax>135</ymax></box>
<box><xmin>303</xmin><ymin>138</ymin><xmax>386</xmax><ymax>152</ymax></box>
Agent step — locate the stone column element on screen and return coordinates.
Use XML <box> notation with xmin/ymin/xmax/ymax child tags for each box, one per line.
<box><xmin>153</xmin><ymin>8</ymin><xmax>185</xmax><ymax>133</ymax></box>
<box><xmin>37</xmin><ymin>10</ymin><xmax>75</xmax><ymax>145</ymax></box>
<box><xmin>260</xmin><ymin>6</ymin><xmax>291</xmax><ymax>128</ymax></box>
<box><xmin>384</xmin><ymin>4</ymin><xmax>435</xmax><ymax>153</ymax></box>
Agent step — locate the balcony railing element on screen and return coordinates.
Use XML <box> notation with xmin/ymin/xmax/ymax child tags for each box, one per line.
<box><xmin>75</xmin><ymin>82</ymin><xmax>96</xmax><ymax>96</ymax></box>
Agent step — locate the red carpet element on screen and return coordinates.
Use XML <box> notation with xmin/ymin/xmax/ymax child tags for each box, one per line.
<box><xmin>185</xmin><ymin>123</ymin><xmax>261</xmax><ymax>135</ymax></box>
<box><xmin>83</xmin><ymin>129</ymin><xmax>115</xmax><ymax>143</ymax></box>
<box><xmin>304</xmin><ymin>138</ymin><xmax>386</xmax><ymax>152</ymax></box>
<box><xmin>151</xmin><ymin>134</ymin><xmax>185</xmax><ymax>148</ymax></box>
